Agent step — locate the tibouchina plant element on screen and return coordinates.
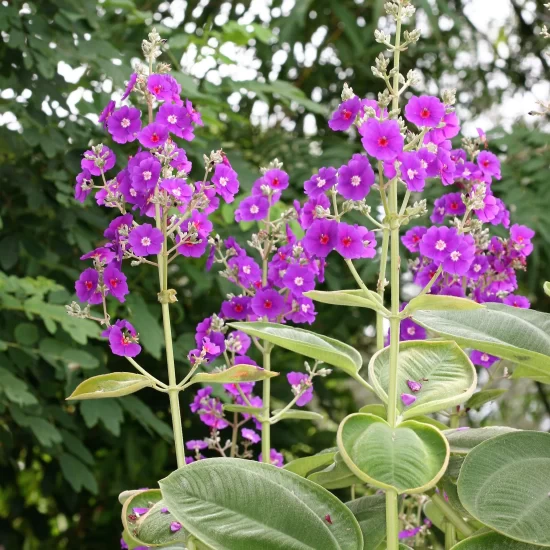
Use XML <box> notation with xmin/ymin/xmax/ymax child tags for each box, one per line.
<box><xmin>67</xmin><ymin>2</ymin><xmax>550</xmax><ymax>550</ymax></box>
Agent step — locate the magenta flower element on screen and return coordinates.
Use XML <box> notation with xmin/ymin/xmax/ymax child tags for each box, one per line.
<box><xmin>359</xmin><ymin>118</ymin><xmax>404</xmax><ymax>161</ymax></box>
<box><xmin>337</xmin><ymin>153</ymin><xmax>375</xmax><ymax>200</ymax></box>
<box><xmin>121</xmin><ymin>73</ymin><xmax>137</xmax><ymax>100</ymax></box>
<box><xmin>442</xmin><ymin>235</ymin><xmax>476</xmax><ymax>276</ymax></box>
<box><xmin>228</xmin><ymin>256</ymin><xmax>261</xmax><ymax>287</ymax></box>
<box><xmin>470</xmin><ymin>350</ymin><xmax>499</xmax><ymax>368</ymax></box>
<box><xmin>161</xmin><ymin>178</ymin><xmax>193</xmax><ymax>204</ymax></box>
<box><xmin>299</xmin><ymin>194</ymin><xmax>330</xmax><ymax>229</ymax></box>
<box><xmin>328</xmin><ymin>96</ymin><xmax>361</xmax><ymax>131</ymax></box>
<box><xmin>242</xmin><ymin>428</ymin><xmax>261</xmax><ymax>444</ymax></box>
<box><xmin>107</xmin><ymin>106</ymin><xmax>141</xmax><ymax>144</ymax></box>
<box><xmin>400</xmin><ymin>318</ymin><xmax>427</xmax><ymax>341</ymax></box>
<box><xmin>108</xmin><ymin>321</ymin><xmax>141</xmax><ymax>357</ymax></box>
<box><xmin>251</xmin><ymin>289</ymin><xmax>286</xmax><ymax>319</ymax></box>
<box><xmin>212</xmin><ymin>164</ymin><xmax>239</xmax><ymax>203</ymax></box>
<box><xmin>401</xmin><ymin>393</ymin><xmax>417</xmax><ymax>407</ymax></box>
<box><xmin>184</xmin><ymin>99</ymin><xmax>203</xmax><ymax>126</ymax></box>
<box><xmin>185</xmin><ymin>440</ymin><xmax>208</xmax><ymax>451</ymax></box>
<box><xmin>224</xmin><ymin>381</ymin><xmax>255</xmax><ymax>397</ymax></box>
<box><xmin>81</xmin><ymin>145</ymin><xmax>116</xmax><ymax>176</ymax></box>
<box><xmin>170</xmin><ymin>522</ymin><xmax>182</xmax><ymax>533</ymax></box>
<box><xmin>431</xmin><ymin>111</ymin><xmax>460</xmax><ymax>142</ymax></box>
<box><xmin>504</xmin><ymin>294</ymin><xmax>530</xmax><ymax>309</ymax></box>
<box><xmin>156</xmin><ymin>103</ymin><xmax>194</xmax><ymax>140</ymax></box>
<box><xmin>130</xmin><ymin>156</ymin><xmax>161</xmax><ymax>192</ymax></box>
<box><xmin>477</xmin><ymin>151</ymin><xmax>501</xmax><ymax>180</ymax></box>
<box><xmin>235</xmin><ymin>195</ymin><xmax>269</xmax><ymax>222</ymax></box>
<box><xmin>474</xmin><ymin>193</ymin><xmax>500</xmax><ymax>223</ymax></box>
<box><xmin>304</xmin><ymin>166</ymin><xmax>338</xmax><ymax>198</ymax></box>
<box><xmin>137</xmin><ymin>122</ymin><xmax>169</xmax><ymax>149</ymax></box>
<box><xmin>264</xmin><ymin>169</ymin><xmax>289</xmax><ymax>191</ymax></box>
<box><xmin>283</xmin><ymin>264</ymin><xmax>315</xmax><ymax>294</ymax></box>
<box><xmin>444</xmin><ymin>192</ymin><xmax>466</xmax><ymax>217</ymax></box>
<box><xmin>510</xmin><ymin>224</ymin><xmax>535</xmax><ymax>256</ymax></box>
<box><xmin>467</xmin><ymin>256</ymin><xmax>489</xmax><ymax>280</ymax></box>
<box><xmin>400</xmin><ymin>151</ymin><xmax>427</xmax><ymax>192</ymax></box>
<box><xmin>128</xmin><ymin>224</ymin><xmax>163</xmax><ymax>256</ymax></box>
<box><xmin>420</xmin><ymin>226</ymin><xmax>460</xmax><ymax>263</ymax></box>
<box><xmin>336</xmin><ymin>223</ymin><xmax>366</xmax><ymax>259</ymax></box>
<box><xmin>75</xmin><ymin>268</ymin><xmax>99</xmax><ymax>303</ymax></box>
<box><xmin>147</xmin><ymin>74</ymin><xmax>181</xmax><ymax>102</ymax></box>
<box><xmin>225</xmin><ymin>331</ymin><xmax>252</xmax><ymax>356</ymax></box>
<box><xmin>190</xmin><ymin>387</ymin><xmax>229</xmax><ymax>429</ymax></box>
<box><xmin>404</xmin><ymin>95</ymin><xmax>446</xmax><ymax>128</ymax></box>
<box><xmin>259</xmin><ymin>448</ymin><xmax>284</xmax><ymax>467</ymax></box>
<box><xmin>407</xmin><ymin>379</ymin><xmax>422</xmax><ymax>392</ymax></box>
<box><xmin>221</xmin><ymin>296</ymin><xmax>251</xmax><ymax>321</ymax></box>
<box><xmin>287</xmin><ymin>295</ymin><xmax>316</xmax><ymax>324</ymax></box>
<box><xmin>75</xmin><ymin>169</ymin><xmax>93</xmax><ymax>203</ymax></box>
<box><xmin>303</xmin><ymin>219</ymin><xmax>338</xmax><ymax>258</ymax></box>
<box><xmin>402</xmin><ymin>226</ymin><xmax>427</xmax><ymax>253</ymax></box>
<box><xmin>104</xmin><ymin>265</ymin><xmax>129</xmax><ymax>302</ymax></box>
<box><xmin>98</xmin><ymin>100</ymin><xmax>115</xmax><ymax>128</ymax></box>
<box><xmin>171</xmin><ymin>147</ymin><xmax>192</xmax><ymax>173</ymax></box>
<box><xmin>81</xmin><ymin>247</ymin><xmax>116</xmax><ymax>265</ymax></box>
<box><xmin>287</xmin><ymin>372</ymin><xmax>313</xmax><ymax>406</ymax></box>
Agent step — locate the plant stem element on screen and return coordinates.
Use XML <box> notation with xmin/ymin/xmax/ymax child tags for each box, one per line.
<box><xmin>261</xmin><ymin>345</ymin><xmax>272</xmax><ymax>462</ymax></box>
<box><xmin>431</xmin><ymin>493</ymin><xmax>475</xmax><ymax>539</ymax></box>
<box><xmin>230</xmin><ymin>412</ymin><xmax>239</xmax><ymax>457</ymax></box>
<box><xmin>385</xmin><ymin>6</ymin><xmax>403</xmax><ymax>549</ymax></box>
<box><xmin>377</xmin><ymin>228</ymin><xmax>390</xmax><ymax>350</ymax></box>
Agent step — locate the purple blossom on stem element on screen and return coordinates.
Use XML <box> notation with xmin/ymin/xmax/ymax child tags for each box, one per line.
<box><xmin>170</xmin><ymin>147</ymin><xmax>193</xmax><ymax>173</ymax></box>
<box><xmin>402</xmin><ymin>226</ymin><xmax>427</xmax><ymax>253</ymax></box>
<box><xmin>299</xmin><ymin>194</ymin><xmax>330</xmax><ymax>229</ymax></box>
<box><xmin>147</xmin><ymin>74</ymin><xmax>181</xmax><ymax>102</ymax></box>
<box><xmin>283</xmin><ymin>264</ymin><xmax>315</xmax><ymax>294</ymax></box>
<box><xmin>81</xmin><ymin>247</ymin><xmax>116</xmax><ymax>265</ymax></box>
<box><xmin>75</xmin><ymin>169</ymin><xmax>93</xmax><ymax>203</ymax></box>
<box><xmin>287</xmin><ymin>296</ymin><xmax>316</xmax><ymax>324</ymax></box>
<box><xmin>442</xmin><ymin>235</ymin><xmax>475</xmax><ymax>276</ymax></box>
<box><xmin>264</xmin><ymin>168</ymin><xmax>289</xmax><ymax>191</ymax></box>
<box><xmin>304</xmin><ymin>166</ymin><xmax>338</xmax><ymax>198</ymax></box>
<box><xmin>137</xmin><ymin>122</ymin><xmax>169</xmax><ymax>149</ymax></box>
<box><xmin>212</xmin><ymin>163</ymin><xmax>240</xmax><ymax>203</ymax></box>
<box><xmin>337</xmin><ymin>153</ymin><xmax>375</xmax><ymax>200</ymax></box>
<box><xmin>235</xmin><ymin>195</ymin><xmax>269</xmax><ymax>222</ymax></box>
<box><xmin>121</xmin><ymin>73</ymin><xmax>137</xmax><ymax>100</ymax></box>
<box><xmin>98</xmin><ymin>100</ymin><xmax>116</xmax><ymax>128</ymax></box>
<box><xmin>75</xmin><ymin>268</ymin><xmax>99</xmax><ymax>303</ymax></box>
<box><xmin>108</xmin><ymin>320</ymin><xmax>141</xmax><ymax>357</ymax></box>
<box><xmin>221</xmin><ymin>296</ymin><xmax>251</xmax><ymax>321</ymax></box>
<box><xmin>477</xmin><ymin>151</ymin><xmax>501</xmax><ymax>180</ymax></box>
<box><xmin>303</xmin><ymin>219</ymin><xmax>338</xmax><ymax>258</ymax></box>
<box><xmin>359</xmin><ymin>118</ymin><xmax>404</xmax><ymax>161</ymax></box>
<box><xmin>156</xmin><ymin>103</ymin><xmax>194</xmax><ymax>140</ymax></box>
<box><xmin>399</xmin><ymin>151</ymin><xmax>427</xmax><ymax>192</ymax></box>
<box><xmin>401</xmin><ymin>393</ymin><xmax>417</xmax><ymax>407</ymax></box>
<box><xmin>259</xmin><ymin>448</ymin><xmax>284</xmax><ymax>467</ymax></box>
<box><xmin>328</xmin><ymin>96</ymin><xmax>361</xmax><ymax>131</ymax></box>
<box><xmin>251</xmin><ymin>289</ymin><xmax>286</xmax><ymax>319</ymax></box>
<box><xmin>226</xmin><ymin>331</ymin><xmax>252</xmax><ymax>355</ymax></box>
<box><xmin>81</xmin><ymin>145</ymin><xmax>116</xmax><ymax>176</ymax></box>
<box><xmin>104</xmin><ymin>264</ymin><xmax>129</xmax><ymax>302</ymax></box>
<box><xmin>185</xmin><ymin>440</ymin><xmax>208</xmax><ymax>451</ymax></box>
<box><xmin>241</xmin><ymin>428</ymin><xmax>261</xmax><ymax>443</ymax></box>
<box><xmin>419</xmin><ymin>226</ymin><xmax>460</xmax><ymax>263</ymax></box>
<box><xmin>287</xmin><ymin>372</ymin><xmax>313</xmax><ymax>406</ymax></box>
<box><xmin>128</xmin><ymin>223</ymin><xmax>164</xmax><ymax>256</ymax></box>
<box><xmin>107</xmin><ymin>106</ymin><xmax>141</xmax><ymax>144</ymax></box>
<box><xmin>503</xmin><ymin>294</ymin><xmax>530</xmax><ymax>309</ymax></box>
<box><xmin>404</xmin><ymin>95</ymin><xmax>446</xmax><ymax>128</ymax></box>
<box><xmin>470</xmin><ymin>350</ymin><xmax>499</xmax><ymax>368</ymax></box>
<box><xmin>400</xmin><ymin>318</ymin><xmax>427</xmax><ymax>341</ymax></box>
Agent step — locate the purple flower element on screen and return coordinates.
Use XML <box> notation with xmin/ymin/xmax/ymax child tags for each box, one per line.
<box><xmin>287</xmin><ymin>295</ymin><xmax>316</xmax><ymax>324</ymax></box>
<box><xmin>226</xmin><ymin>330</ymin><xmax>252</xmax><ymax>355</ymax></box>
<box><xmin>171</xmin><ymin>147</ymin><xmax>192</xmax><ymax>173</ymax></box>
<box><xmin>235</xmin><ymin>195</ymin><xmax>269</xmax><ymax>222</ymax></box>
<box><xmin>228</xmin><ymin>256</ymin><xmax>261</xmax><ymax>287</ymax></box>
<box><xmin>402</xmin><ymin>226</ymin><xmax>427</xmax><ymax>253</ymax></box>
<box><xmin>359</xmin><ymin>118</ymin><xmax>404</xmax><ymax>161</ymax></box>
<box><xmin>104</xmin><ymin>264</ymin><xmax>129</xmax><ymax>302</ymax></box>
<box><xmin>221</xmin><ymin>296</ymin><xmax>251</xmax><ymax>321</ymax></box>
<box><xmin>177</xmin><ymin>211</ymin><xmax>212</xmax><ymax>258</ymax></box>
<box><xmin>81</xmin><ymin>247</ymin><xmax>116</xmax><ymax>265</ymax></box>
<box><xmin>264</xmin><ymin>169</ymin><xmax>289</xmax><ymax>191</ymax></box>
<box><xmin>336</xmin><ymin>223</ymin><xmax>366</xmax><ymax>259</ymax></box>
<box><xmin>300</xmin><ymin>194</ymin><xmax>330</xmax><ymax>230</ymax></box>
<box><xmin>444</xmin><ymin>192</ymin><xmax>466</xmax><ymax>217</ymax></box>
<box><xmin>287</xmin><ymin>372</ymin><xmax>313</xmax><ymax>406</ymax></box>
<box><xmin>303</xmin><ymin>219</ymin><xmax>338</xmax><ymax>258</ymax></box>
<box><xmin>304</xmin><ymin>166</ymin><xmax>338</xmax><ymax>198</ymax></box>
<box><xmin>251</xmin><ymin>289</ymin><xmax>286</xmax><ymax>320</ymax></box>
<box><xmin>170</xmin><ymin>522</ymin><xmax>182</xmax><ymax>533</ymax></box>
<box><xmin>190</xmin><ymin>387</ymin><xmax>229</xmax><ymax>430</ymax></box>
<box><xmin>470</xmin><ymin>350</ymin><xmax>499</xmax><ymax>368</ymax></box>
<box><xmin>337</xmin><ymin>154</ymin><xmax>375</xmax><ymax>200</ymax></box>
<box><xmin>442</xmin><ymin>235</ymin><xmax>476</xmax><ymax>276</ymax></box>
<box><xmin>474</xmin><ymin>192</ymin><xmax>500</xmax><ymax>223</ymax></box>
<box><xmin>401</xmin><ymin>393</ymin><xmax>417</xmax><ymax>407</ymax></box>
<box><xmin>467</xmin><ymin>256</ymin><xmax>489</xmax><ymax>280</ymax></box>
<box><xmin>75</xmin><ymin>268</ymin><xmax>99</xmax><ymax>303</ymax></box>
<box><xmin>241</xmin><ymin>428</ymin><xmax>261</xmax><ymax>444</ymax></box>
<box><xmin>399</xmin><ymin>527</ymin><xmax>422</xmax><ymax>539</ymax></box>
<box><xmin>104</xmin><ymin>213</ymin><xmax>133</xmax><ymax>240</ymax></box>
<box><xmin>107</xmin><ymin>106</ymin><xmax>141</xmax><ymax>144</ymax></box>
<box><xmin>431</xmin><ymin>112</ymin><xmax>460</xmax><ymax>142</ymax></box>
<box><xmin>259</xmin><ymin>448</ymin><xmax>284</xmax><ymax>467</ymax></box>
<box><xmin>75</xmin><ymin>169</ymin><xmax>93</xmax><ymax>203</ymax></box>
<box><xmin>156</xmin><ymin>103</ymin><xmax>194</xmax><ymax>140</ymax></box>
<box><xmin>510</xmin><ymin>224</ymin><xmax>535</xmax><ymax>256</ymax></box>
<box><xmin>185</xmin><ymin>440</ymin><xmax>208</xmax><ymax>451</ymax></box>
<box><xmin>161</xmin><ymin>178</ymin><xmax>193</xmax><ymax>205</ymax></box>
<box><xmin>283</xmin><ymin>264</ymin><xmax>315</xmax><ymax>295</ymax></box>
<box><xmin>128</xmin><ymin>223</ymin><xmax>163</xmax><ymax>256</ymax></box>
<box><xmin>137</xmin><ymin>122</ymin><xmax>169</xmax><ymax>149</ymax></box>
<box><xmin>477</xmin><ymin>151</ymin><xmax>501</xmax><ymax>180</ymax></box>
<box><xmin>404</xmin><ymin>95</ymin><xmax>446</xmax><ymax>128</ymax></box>
<box><xmin>98</xmin><ymin>100</ymin><xmax>116</xmax><ymax>128</ymax></box>
<box><xmin>121</xmin><ymin>73</ymin><xmax>138</xmax><ymax>100</ymax></box>
<box><xmin>147</xmin><ymin>74</ymin><xmax>181</xmax><ymax>102</ymax></box>
<box><xmin>400</xmin><ymin>318</ymin><xmax>427</xmax><ymax>341</ymax></box>
<box><xmin>328</xmin><ymin>96</ymin><xmax>361</xmax><ymax>131</ymax></box>
<box><xmin>224</xmin><ymin>381</ymin><xmax>255</xmax><ymax>397</ymax></box>
<box><xmin>407</xmin><ymin>379</ymin><xmax>422</xmax><ymax>392</ymax></box>
<box><xmin>81</xmin><ymin>145</ymin><xmax>116</xmax><ymax>176</ymax></box>
<box><xmin>419</xmin><ymin>226</ymin><xmax>460</xmax><ymax>263</ymax></box>
<box><xmin>503</xmin><ymin>294</ymin><xmax>531</xmax><ymax>309</ymax></box>
<box><xmin>400</xmin><ymin>151</ymin><xmax>427</xmax><ymax>192</ymax></box>
<box><xmin>431</xmin><ymin>197</ymin><xmax>447</xmax><ymax>224</ymax></box>
<box><xmin>212</xmin><ymin>164</ymin><xmax>240</xmax><ymax>203</ymax></box>
<box><xmin>184</xmin><ymin>99</ymin><xmax>203</xmax><ymax>126</ymax></box>
<box><xmin>108</xmin><ymin>321</ymin><xmax>141</xmax><ymax>357</ymax></box>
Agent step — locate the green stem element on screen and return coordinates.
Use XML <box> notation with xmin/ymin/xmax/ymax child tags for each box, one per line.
<box><xmin>377</xmin><ymin>228</ymin><xmax>390</xmax><ymax>350</ymax></box>
<box><xmin>386</xmin><ymin>489</ymin><xmax>400</xmax><ymax>550</ymax></box>
<box><xmin>261</xmin><ymin>345</ymin><xmax>272</xmax><ymax>462</ymax></box>
<box><xmin>230</xmin><ymin>412</ymin><xmax>239</xmax><ymax>457</ymax></box>
<box><xmin>431</xmin><ymin>493</ymin><xmax>475</xmax><ymax>538</ymax></box>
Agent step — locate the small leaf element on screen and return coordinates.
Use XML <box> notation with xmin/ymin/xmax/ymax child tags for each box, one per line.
<box><xmin>406</xmin><ymin>294</ymin><xmax>484</xmax><ymax>313</ymax></box>
<box><xmin>59</xmin><ymin>453</ymin><xmax>98</xmax><ymax>494</ymax></box>
<box><xmin>345</xmin><ymin>495</ymin><xmax>386</xmax><ymax>550</ymax></box>
<box><xmin>80</xmin><ymin>399</ymin><xmax>124</xmax><ymax>436</ymax></box>
<box><xmin>229</xmin><ymin>322</ymin><xmax>362</xmax><ymax>376</ymax></box>
<box><xmin>159</xmin><ymin>457</ymin><xmax>363</xmax><ymax>550</ymax></box>
<box><xmin>271</xmin><ymin>409</ymin><xmax>324</xmax><ymax>421</ymax></box>
<box><xmin>304</xmin><ymin>289</ymin><xmax>382</xmax><ymax>311</ymax></box>
<box><xmin>337</xmin><ymin>413</ymin><xmax>449</xmax><ymax>494</ymax></box>
<box><xmin>223</xmin><ymin>403</ymin><xmax>263</xmax><ymax>415</ymax></box>
<box><xmin>466</xmin><ymin>389</ymin><xmax>507</xmax><ymax>410</ymax></box>
<box><xmin>512</xmin><ymin>364</ymin><xmax>550</xmax><ymax>385</ymax></box>
<box><xmin>458</xmin><ymin>431</ymin><xmax>550</xmax><ymax>545</ymax></box>
<box><xmin>450</xmin><ymin>532</ymin><xmax>544</xmax><ymax>549</ymax></box>
<box><xmin>308</xmin><ymin>453</ymin><xmax>362</xmax><ymax>489</ymax></box>
<box><xmin>187</xmin><ymin>364</ymin><xmax>279</xmax><ymax>386</ymax></box>
<box><xmin>62</xmin><ymin>349</ymin><xmax>100</xmax><ymax>370</ymax></box>
<box><xmin>284</xmin><ymin>448</ymin><xmax>338</xmax><ymax>478</ymax></box>
<box><xmin>14</xmin><ymin>323</ymin><xmax>39</xmax><ymax>345</ymax></box>
<box><xmin>67</xmin><ymin>373</ymin><xmax>152</xmax><ymax>400</ymax></box>
<box><xmin>368</xmin><ymin>340</ymin><xmax>476</xmax><ymax>419</ymax></box>
<box><xmin>444</xmin><ymin>427</ymin><xmax>518</xmax><ymax>454</ymax></box>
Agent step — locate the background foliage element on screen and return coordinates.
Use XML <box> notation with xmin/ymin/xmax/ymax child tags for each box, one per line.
<box><xmin>1</xmin><ymin>0</ymin><xmax>550</xmax><ymax>548</ymax></box>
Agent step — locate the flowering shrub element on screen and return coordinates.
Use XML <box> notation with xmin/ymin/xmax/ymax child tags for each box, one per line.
<box><xmin>66</xmin><ymin>3</ymin><xmax>550</xmax><ymax>550</ymax></box>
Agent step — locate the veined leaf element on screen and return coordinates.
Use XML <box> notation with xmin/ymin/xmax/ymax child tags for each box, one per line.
<box><xmin>186</xmin><ymin>364</ymin><xmax>279</xmax><ymax>386</ymax></box>
<box><xmin>466</xmin><ymin>389</ymin><xmax>507</xmax><ymax>410</ymax></box>
<box><xmin>67</xmin><ymin>373</ymin><xmax>152</xmax><ymax>400</ymax></box>
<box><xmin>304</xmin><ymin>289</ymin><xmax>382</xmax><ymax>311</ymax></box>
<box><xmin>405</xmin><ymin>294</ymin><xmax>484</xmax><ymax>314</ymax></box>
<box><xmin>345</xmin><ymin>495</ymin><xmax>386</xmax><ymax>550</ymax></box>
<box><xmin>284</xmin><ymin>448</ymin><xmax>338</xmax><ymax>478</ymax></box>
<box><xmin>444</xmin><ymin>427</ymin><xmax>518</xmax><ymax>454</ymax></box>
<box><xmin>451</xmin><ymin>532</ymin><xmax>545</xmax><ymax>549</ymax></box>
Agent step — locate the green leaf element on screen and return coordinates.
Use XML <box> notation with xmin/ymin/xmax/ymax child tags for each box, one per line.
<box><xmin>357</xmin><ymin>403</ymin><xmax>448</xmax><ymax>430</ymax></box>
<box><xmin>0</xmin><ymin>367</ymin><xmax>38</xmax><ymax>405</ymax></box>
<box><xmin>187</xmin><ymin>364</ymin><xmax>279</xmax><ymax>386</ymax></box>
<box><xmin>368</xmin><ymin>340</ymin><xmax>476</xmax><ymax>419</ymax></box>
<box><xmin>304</xmin><ymin>289</ymin><xmax>382</xmax><ymax>311</ymax></box>
<box><xmin>444</xmin><ymin>427</ymin><xmax>518</xmax><ymax>454</ymax></box>
<box><xmin>458</xmin><ymin>431</ymin><xmax>550</xmax><ymax>546</ymax></box>
<box><xmin>423</xmin><ymin>499</ymin><xmax>447</xmax><ymax>534</ymax></box>
<box><xmin>271</xmin><ymin>409</ymin><xmax>324</xmax><ymax>422</ymax></box>
<box><xmin>60</xmin><ymin>429</ymin><xmax>94</xmax><ymax>466</ymax></box>
<box><xmin>284</xmin><ymin>448</ymin><xmax>338</xmax><ymax>478</ymax></box>
<box><xmin>14</xmin><ymin>323</ymin><xmax>39</xmax><ymax>345</ymax></box>
<box><xmin>229</xmin><ymin>322</ymin><xmax>362</xmax><ymax>376</ymax></box>
<box><xmin>59</xmin><ymin>453</ymin><xmax>98</xmax><ymax>494</ymax></box>
<box><xmin>80</xmin><ymin>399</ymin><xmax>124</xmax><ymax>436</ymax></box>
<box><xmin>466</xmin><ymin>389</ymin><xmax>507</xmax><ymax>410</ymax></box>
<box><xmin>308</xmin><ymin>453</ymin><xmax>362</xmax><ymax>489</ymax></box>
<box><xmin>62</xmin><ymin>349</ymin><xmax>100</xmax><ymax>370</ymax></box>
<box><xmin>337</xmin><ymin>413</ymin><xmax>449</xmax><ymax>494</ymax></box>
<box><xmin>450</xmin><ymin>532</ymin><xmax>544</xmax><ymax>549</ymax></box>
<box><xmin>345</xmin><ymin>495</ymin><xmax>386</xmax><ymax>550</ymax></box>
<box><xmin>405</xmin><ymin>295</ymin><xmax>484</xmax><ymax>313</ymax></box>
<box><xmin>223</xmin><ymin>403</ymin><xmax>263</xmax><ymax>415</ymax></box>
<box><xmin>127</xmin><ymin>294</ymin><xmax>164</xmax><ymax>360</ymax></box>
<box><xmin>512</xmin><ymin>364</ymin><xmax>550</xmax><ymax>384</ymax></box>
<box><xmin>67</xmin><ymin>373</ymin><xmax>153</xmax><ymax>400</ymax></box>
<box><xmin>159</xmin><ymin>457</ymin><xmax>363</xmax><ymax>550</ymax></box>
<box><xmin>122</xmin><ymin>489</ymin><xmax>188</xmax><ymax>548</ymax></box>
<box><xmin>412</xmin><ymin>304</ymin><xmax>550</xmax><ymax>377</ymax></box>
<box><xmin>121</xmin><ymin>396</ymin><xmax>174</xmax><ymax>441</ymax></box>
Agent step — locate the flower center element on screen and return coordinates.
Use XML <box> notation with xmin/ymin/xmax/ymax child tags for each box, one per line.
<box><xmin>173</xmin><ymin>188</ymin><xmax>181</xmax><ymax>197</ymax></box>
<box><xmin>412</xmin><ymin>235</ymin><xmax>420</xmax><ymax>243</ymax></box>
<box><xmin>294</xmin><ymin>277</ymin><xmax>304</xmax><ymax>287</ymax></box>
<box><xmin>473</xmin><ymin>263</ymin><xmax>481</xmax><ymax>272</ymax></box>
<box><xmin>481</xmin><ymin>353</ymin><xmax>489</xmax><ymax>362</ymax></box>
<box><xmin>234</xmin><ymin>304</ymin><xmax>243</xmax><ymax>313</ymax></box>
<box><xmin>263</xmin><ymin>300</ymin><xmax>272</xmax><ymax>309</ymax></box>
<box><xmin>420</xmin><ymin>107</ymin><xmax>431</xmax><ymax>119</ymax></box>
<box><xmin>151</xmin><ymin>133</ymin><xmax>160</xmax><ymax>143</ymax></box>
<box><xmin>351</xmin><ymin>175</ymin><xmax>361</xmax><ymax>187</ymax></box>
<box><xmin>219</xmin><ymin>177</ymin><xmax>228</xmax><ymax>187</ymax></box>
<box><xmin>243</xmin><ymin>265</ymin><xmax>251</xmax><ymax>275</ymax></box>
<box><xmin>121</xmin><ymin>118</ymin><xmax>130</xmax><ymax>128</ymax></box>
<box><xmin>143</xmin><ymin>171</ymin><xmax>152</xmax><ymax>180</ymax></box>
<box><xmin>342</xmin><ymin>236</ymin><xmax>352</xmax><ymax>248</ymax></box>
<box><xmin>141</xmin><ymin>236</ymin><xmax>151</xmax><ymax>247</ymax></box>
<box><xmin>121</xmin><ymin>335</ymin><xmax>131</xmax><ymax>346</ymax></box>
<box><xmin>450</xmin><ymin>250</ymin><xmax>461</xmax><ymax>262</ymax></box>
<box><xmin>319</xmin><ymin>234</ymin><xmax>330</xmax><ymax>245</ymax></box>
<box><xmin>110</xmin><ymin>278</ymin><xmax>118</xmax><ymax>288</ymax></box>
<box><xmin>130</xmin><ymin>188</ymin><xmax>137</xmax><ymax>196</ymax></box>
<box><xmin>250</xmin><ymin>205</ymin><xmax>259</xmax><ymax>214</ymax></box>
<box><xmin>167</xmin><ymin>114</ymin><xmax>178</xmax><ymax>124</ymax></box>
<box><xmin>482</xmin><ymin>160</ymin><xmax>490</xmax><ymax>168</ymax></box>
<box><xmin>153</xmin><ymin>85</ymin><xmax>162</xmax><ymax>94</ymax></box>
<box><xmin>435</xmin><ymin>239</ymin><xmax>447</xmax><ymax>251</ymax></box>
<box><xmin>377</xmin><ymin>136</ymin><xmax>389</xmax><ymax>147</ymax></box>
<box><xmin>301</xmin><ymin>303</ymin><xmax>310</xmax><ymax>312</ymax></box>
<box><xmin>407</xmin><ymin>327</ymin><xmax>416</xmax><ymax>335</ymax></box>
<box><xmin>85</xmin><ymin>281</ymin><xmax>93</xmax><ymax>291</ymax></box>
<box><xmin>450</xmin><ymin>201</ymin><xmax>458</xmax><ymax>210</ymax></box>
<box><xmin>272</xmin><ymin>177</ymin><xmax>279</xmax><ymax>186</ymax></box>
<box><xmin>407</xmin><ymin>169</ymin><xmax>417</xmax><ymax>180</ymax></box>
<box><xmin>316</xmin><ymin>177</ymin><xmax>326</xmax><ymax>188</ymax></box>
<box><xmin>342</xmin><ymin>109</ymin><xmax>352</xmax><ymax>120</ymax></box>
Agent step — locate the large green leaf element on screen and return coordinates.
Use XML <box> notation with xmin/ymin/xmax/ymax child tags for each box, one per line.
<box><xmin>229</xmin><ymin>322</ymin><xmax>362</xmax><ymax>376</ymax></box>
<box><xmin>345</xmin><ymin>495</ymin><xmax>386</xmax><ymax>550</ymax></box>
<box><xmin>304</xmin><ymin>289</ymin><xmax>382</xmax><ymax>311</ymax></box>
<box><xmin>284</xmin><ymin>448</ymin><xmax>338</xmax><ymax>478</ymax></box>
<box><xmin>465</xmin><ymin>389</ymin><xmax>507</xmax><ymax>410</ymax></box>
<box><xmin>337</xmin><ymin>413</ymin><xmax>449</xmax><ymax>494</ymax></box>
<box><xmin>451</xmin><ymin>532</ymin><xmax>544</xmax><ymax>549</ymax></box>
<box><xmin>186</xmin><ymin>364</ymin><xmax>279</xmax><ymax>386</ymax></box>
<box><xmin>458</xmin><ymin>431</ymin><xmax>550</xmax><ymax>546</ymax></box>
<box><xmin>368</xmin><ymin>340</ymin><xmax>476</xmax><ymax>419</ymax></box>
<box><xmin>411</xmin><ymin>304</ymin><xmax>550</xmax><ymax>377</ymax></box>
<box><xmin>357</xmin><ymin>404</ymin><xmax>448</xmax><ymax>430</ymax></box>
<box><xmin>405</xmin><ymin>294</ymin><xmax>484</xmax><ymax>313</ymax></box>
<box><xmin>159</xmin><ymin>457</ymin><xmax>363</xmax><ymax>550</ymax></box>
<box><xmin>445</xmin><ymin>427</ymin><xmax>519</xmax><ymax>454</ymax></box>
<box><xmin>307</xmin><ymin>453</ymin><xmax>362</xmax><ymax>489</ymax></box>
<box><xmin>67</xmin><ymin>372</ymin><xmax>152</xmax><ymax>400</ymax></box>
<box><xmin>512</xmin><ymin>365</ymin><xmax>550</xmax><ymax>385</ymax></box>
